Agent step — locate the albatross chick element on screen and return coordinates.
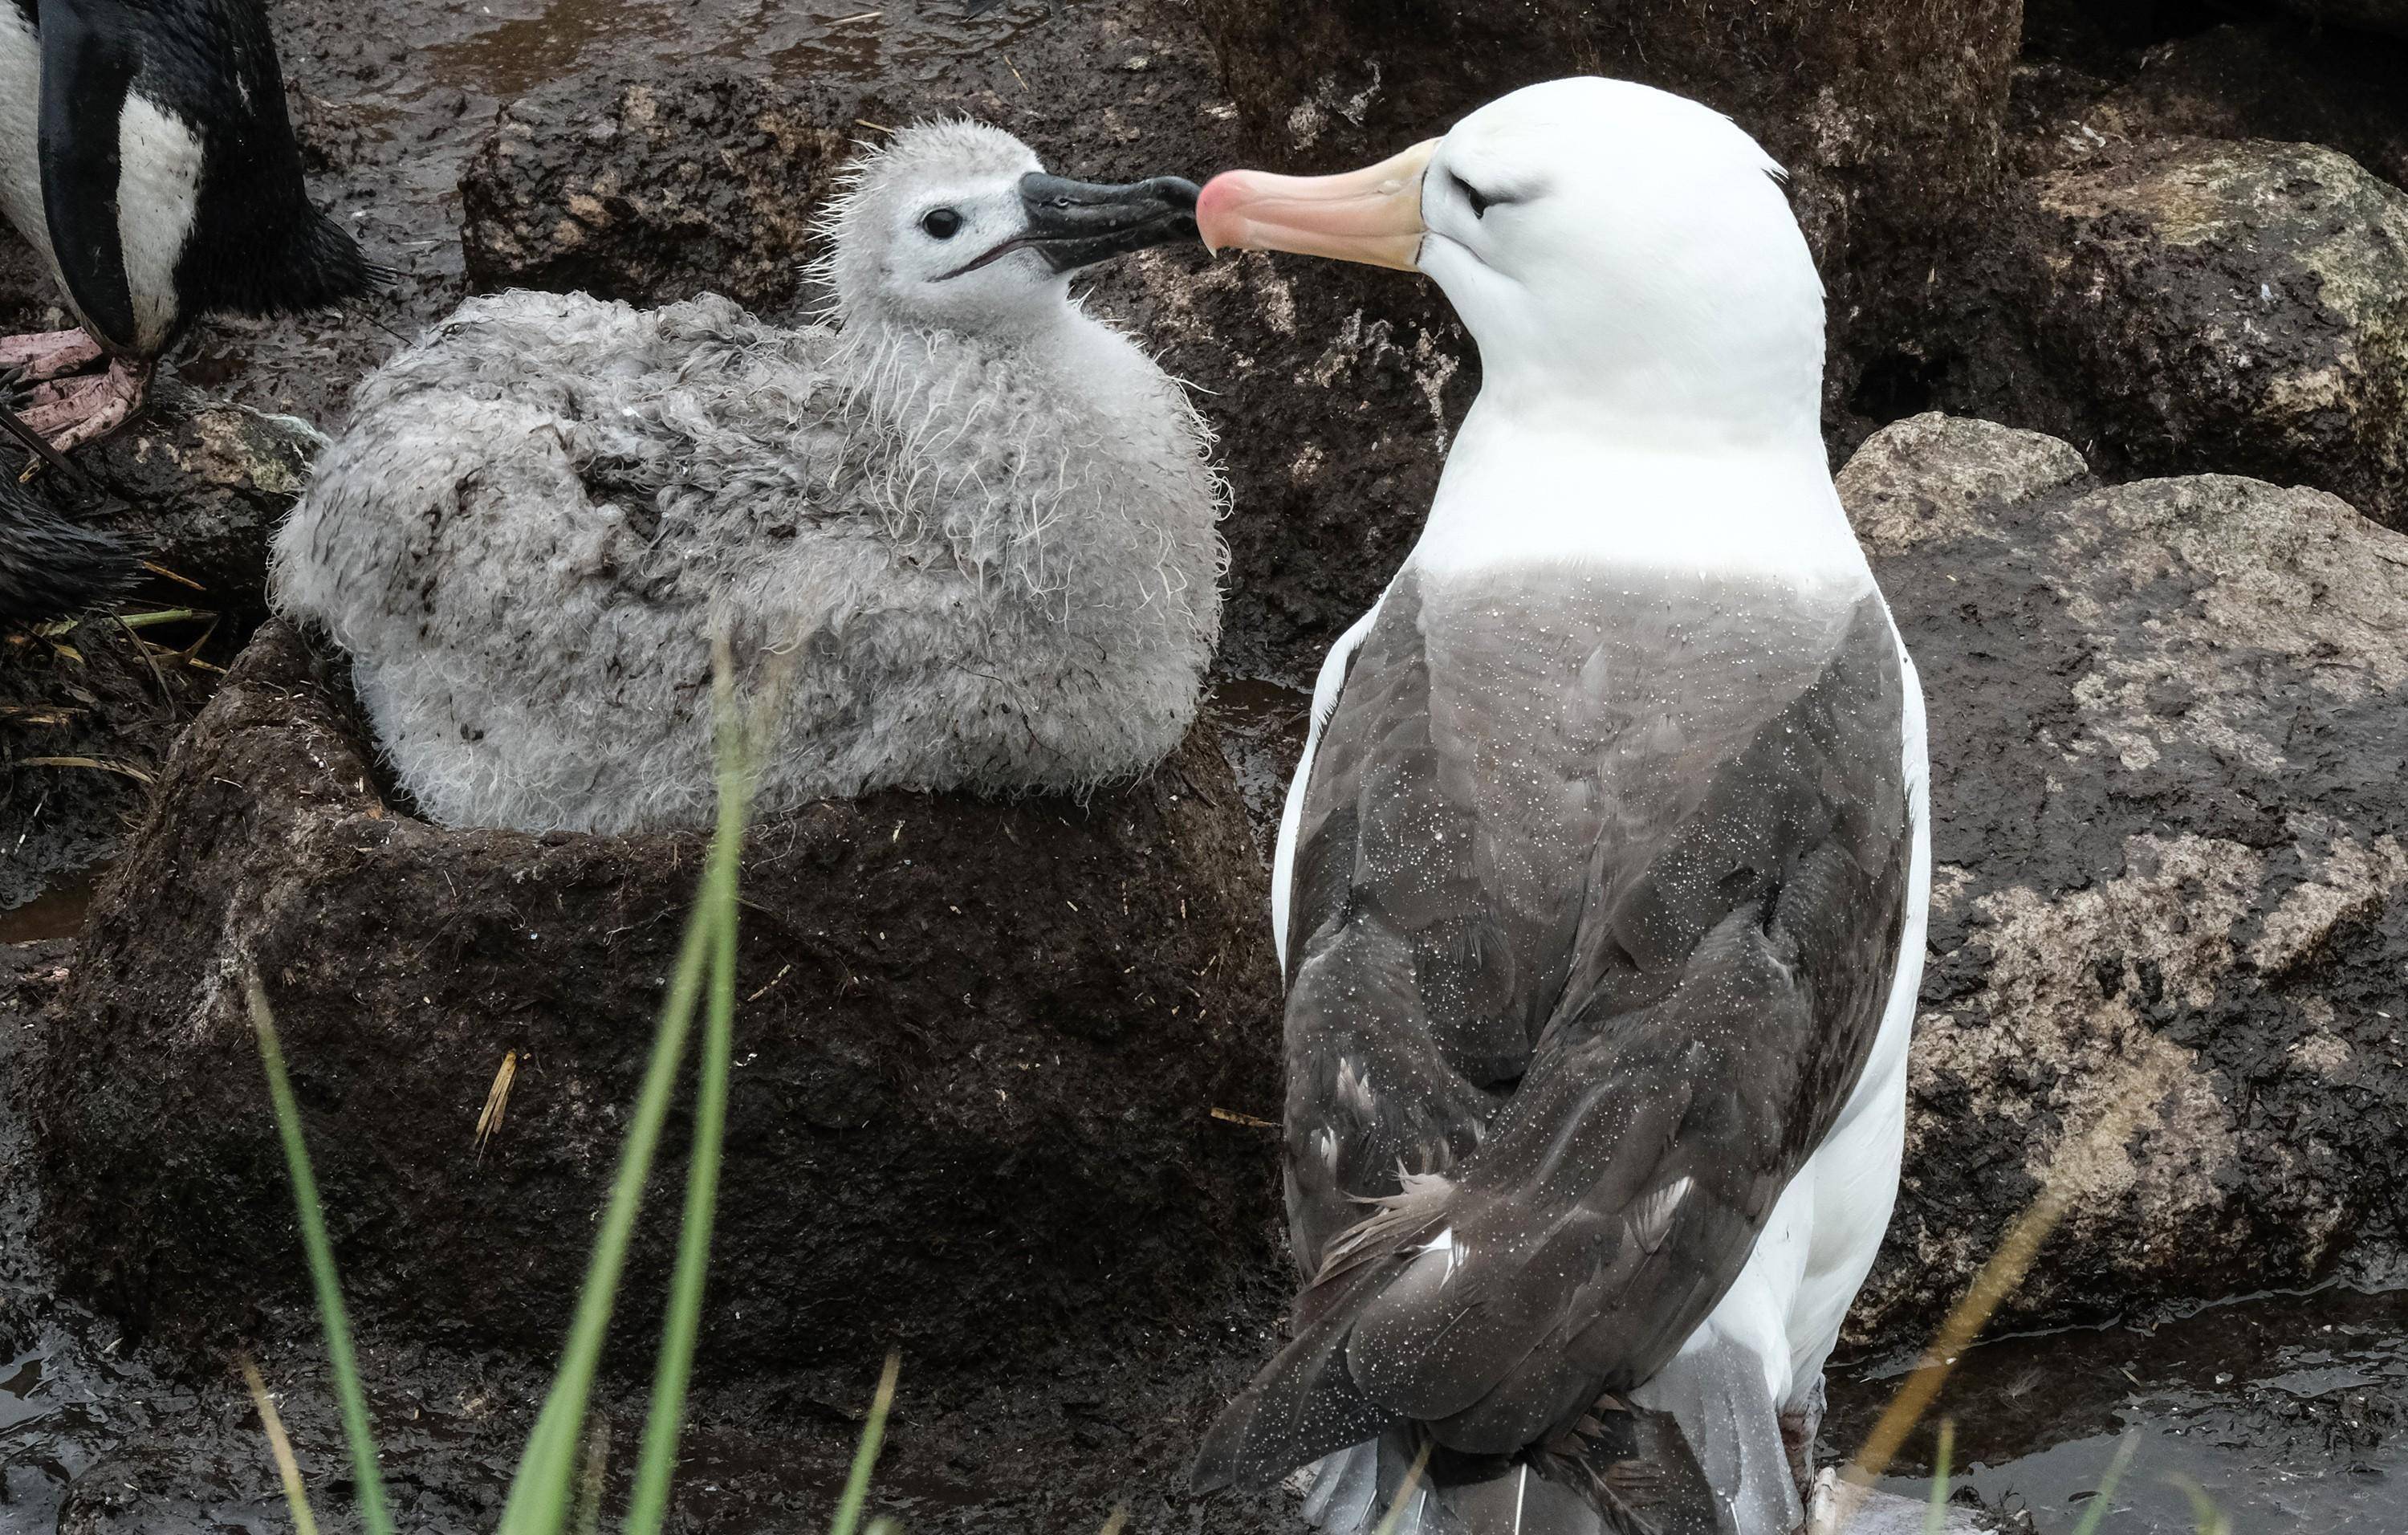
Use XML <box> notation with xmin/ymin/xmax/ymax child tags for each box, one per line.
<box><xmin>275</xmin><ymin>122</ymin><xmax>1219</xmax><ymax>833</ymax></box>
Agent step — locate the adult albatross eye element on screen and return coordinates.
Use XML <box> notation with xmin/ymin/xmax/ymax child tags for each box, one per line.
<box><xmin>1452</xmin><ymin>173</ymin><xmax>1493</xmax><ymax>219</ymax></box>
<box><xmin>921</xmin><ymin>207</ymin><xmax>964</xmax><ymax>240</ymax></box>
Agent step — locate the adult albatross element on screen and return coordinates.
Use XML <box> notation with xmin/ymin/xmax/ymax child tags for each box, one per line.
<box><xmin>1190</xmin><ymin>79</ymin><xmax>1930</xmax><ymax>1535</ymax></box>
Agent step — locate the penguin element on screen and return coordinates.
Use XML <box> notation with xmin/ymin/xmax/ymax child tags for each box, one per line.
<box><xmin>0</xmin><ymin>0</ymin><xmax>382</xmax><ymax>453</ymax></box>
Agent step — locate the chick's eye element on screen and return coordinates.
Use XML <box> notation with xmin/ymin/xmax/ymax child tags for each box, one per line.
<box><xmin>921</xmin><ymin>208</ymin><xmax>963</xmax><ymax>240</ymax></box>
<box><xmin>1452</xmin><ymin>173</ymin><xmax>1492</xmax><ymax>219</ymax></box>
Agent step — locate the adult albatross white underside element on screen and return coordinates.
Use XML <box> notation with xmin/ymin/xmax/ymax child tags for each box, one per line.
<box><xmin>1190</xmin><ymin>79</ymin><xmax>1931</xmax><ymax>1535</ymax></box>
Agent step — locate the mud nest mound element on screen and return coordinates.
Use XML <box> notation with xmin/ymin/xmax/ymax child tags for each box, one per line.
<box><xmin>31</xmin><ymin>621</ymin><xmax>1285</xmax><ymax>1378</ymax></box>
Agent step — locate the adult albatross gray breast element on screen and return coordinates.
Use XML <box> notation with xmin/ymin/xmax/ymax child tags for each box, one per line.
<box><xmin>1190</xmin><ymin>78</ymin><xmax>1930</xmax><ymax>1535</ymax></box>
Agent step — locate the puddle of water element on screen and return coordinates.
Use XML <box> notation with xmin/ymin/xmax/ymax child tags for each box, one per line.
<box><xmin>1204</xmin><ymin>677</ymin><xmax>1310</xmax><ymax>864</ymax></box>
<box><xmin>417</xmin><ymin>0</ymin><xmax>1056</xmax><ymax>101</ymax></box>
<box><xmin>0</xmin><ymin>869</ymin><xmax>103</xmax><ymax>945</ymax></box>
<box><xmin>1826</xmin><ymin>1287</ymin><xmax>2408</xmax><ymax>1533</ymax></box>
<box><xmin>422</xmin><ymin>0</ymin><xmax>670</xmax><ymax>98</ymax></box>
<box><xmin>748</xmin><ymin>0</ymin><xmax>1056</xmax><ymax>84</ymax></box>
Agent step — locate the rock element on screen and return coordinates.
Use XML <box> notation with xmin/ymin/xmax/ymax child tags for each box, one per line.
<box><xmin>460</xmin><ymin>73</ymin><xmax>869</xmax><ymax>314</ymax></box>
<box><xmin>33</xmin><ymin>621</ymin><xmax>1285</xmax><ymax>1375</ymax></box>
<box><xmin>1190</xmin><ymin>0</ymin><xmax>2020</xmax><ymax>429</ymax></box>
<box><xmin>1807</xmin><ymin>1473</ymin><xmax>1995</xmax><ymax>1533</ymax></box>
<box><xmin>2068</xmin><ymin>24</ymin><xmax>2408</xmax><ymax>193</ymax></box>
<box><xmin>2004</xmin><ymin>137</ymin><xmax>2408</xmax><ymax>529</ymax></box>
<box><xmin>82</xmin><ymin>381</ymin><xmax>324</xmax><ymax>623</ymax></box>
<box><xmin>2266</xmin><ymin>0</ymin><xmax>2408</xmax><ymax>41</ymax></box>
<box><xmin>1841</xmin><ymin>413</ymin><xmax>2408</xmax><ymax>1339</ymax></box>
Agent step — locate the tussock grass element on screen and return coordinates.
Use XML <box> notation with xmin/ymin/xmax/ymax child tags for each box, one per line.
<box><xmin>1922</xmin><ymin>1420</ymin><xmax>1952</xmax><ymax>1535</ymax></box>
<box><xmin>830</xmin><ymin>1350</ymin><xmax>901</xmax><ymax>1535</ymax></box>
<box><xmin>2068</xmin><ymin>1434</ymin><xmax>2143</xmax><ymax>1535</ymax></box>
<box><xmin>1369</xmin><ymin>1440</ymin><xmax>1433</xmax><ymax>1535</ymax></box>
<box><xmin>240</xmin><ymin>1356</ymin><xmax>322</xmax><ymax>1535</ymax></box>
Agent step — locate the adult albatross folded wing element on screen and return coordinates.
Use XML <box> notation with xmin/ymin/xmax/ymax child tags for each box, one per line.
<box><xmin>1192</xmin><ymin>78</ymin><xmax>1931</xmax><ymax>1535</ymax></box>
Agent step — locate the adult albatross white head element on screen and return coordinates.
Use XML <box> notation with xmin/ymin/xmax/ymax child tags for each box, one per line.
<box><xmin>1190</xmin><ymin>79</ymin><xmax>1930</xmax><ymax>1535</ymax></box>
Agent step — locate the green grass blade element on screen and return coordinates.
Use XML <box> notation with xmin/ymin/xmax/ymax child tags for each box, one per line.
<box><xmin>1923</xmin><ymin>1419</ymin><xmax>1954</xmax><ymax>1535</ymax></box>
<box><xmin>246</xmin><ymin>980</ymin><xmax>395</xmax><ymax>1535</ymax></box>
<box><xmin>494</xmin><ymin>871</ymin><xmax>721</xmax><ymax>1535</ymax></box>
<box><xmin>2066</xmin><ymin>1431</ymin><xmax>2142</xmax><ymax>1535</ymax></box>
<box><xmin>570</xmin><ymin>1417</ymin><xmax>611</xmax><ymax>1535</ymax></box>
<box><xmin>2168</xmin><ymin>1473</ymin><xmax>2232</xmax><ymax>1535</ymax></box>
<box><xmin>624</xmin><ymin>769</ymin><xmax>749</xmax><ymax>1535</ymax></box>
<box><xmin>832</xmin><ymin>1352</ymin><xmax>902</xmax><ymax>1535</ymax></box>
<box><xmin>497</xmin><ymin>671</ymin><xmax>765</xmax><ymax>1535</ymax></box>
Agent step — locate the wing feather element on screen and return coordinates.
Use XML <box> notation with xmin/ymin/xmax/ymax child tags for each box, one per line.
<box><xmin>1201</xmin><ymin>565</ymin><xmax>1911</xmax><ymax>1499</ymax></box>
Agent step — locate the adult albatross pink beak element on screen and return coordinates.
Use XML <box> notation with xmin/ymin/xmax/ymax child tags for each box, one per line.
<box><xmin>1194</xmin><ymin>139</ymin><xmax>1439</xmax><ymax>271</ymax></box>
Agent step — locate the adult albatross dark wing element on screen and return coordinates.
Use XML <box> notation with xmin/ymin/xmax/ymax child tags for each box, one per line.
<box><xmin>1190</xmin><ymin>78</ymin><xmax>1931</xmax><ymax>1535</ymax></box>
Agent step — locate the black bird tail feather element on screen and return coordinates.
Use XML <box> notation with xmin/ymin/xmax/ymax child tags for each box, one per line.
<box><xmin>191</xmin><ymin>204</ymin><xmax>391</xmax><ymax>320</ymax></box>
<box><xmin>1285</xmin><ymin>1409</ymin><xmax>1720</xmax><ymax>1535</ymax></box>
<box><xmin>0</xmin><ymin>474</ymin><xmax>141</xmax><ymax>625</ymax></box>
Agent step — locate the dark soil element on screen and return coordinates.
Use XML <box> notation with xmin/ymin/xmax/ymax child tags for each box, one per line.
<box><xmin>12</xmin><ymin>620</ymin><xmax>1311</xmax><ymax>1533</ymax></box>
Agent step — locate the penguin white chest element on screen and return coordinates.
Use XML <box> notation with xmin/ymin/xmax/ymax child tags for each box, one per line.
<box><xmin>0</xmin><ymin>6</ymin><xmax>47</xmax><ymax>271</ymax></box>
<box><xmin>0</xmin><ymin>9</ymin><xmax>201</xmax><ymax>353</ymax></box>
<box><xmin>113</xmin><ymin>95</ymin><xmax>205</xmax><ymax>350</ymax></box>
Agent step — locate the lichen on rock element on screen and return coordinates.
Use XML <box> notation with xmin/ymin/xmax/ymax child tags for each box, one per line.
<box><xmin>1842</xmin><ymin>413</ymin><xmax>2408</xmax><ymax>1339</ymax></box>
<box><xmin>2008</xmin><ymin>137</ymin><xmax>2408</xmax><ymax>527</ymax></box>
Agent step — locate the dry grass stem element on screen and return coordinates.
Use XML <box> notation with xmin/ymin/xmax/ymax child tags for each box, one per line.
<box><xmin>1834</xmin><ymin>1075</ymin><xmax>2169</xmax><ymax>1528</ymax></box>
<box><xmin>1369</xmin><ymin>1439</ymin><xmax>1434</xmax><ymax>1535</ymax></box>
<box><xmin>1209</xmin><ymin>1106</ymin><xmax>1275</xmax><ymax>1130</ymax></box>
<box><xmin>239</xmin><ymin>1357</ymin><xmax>321</xmax><ymax>1535</ymax></box>
<box><xmin>474</xmin><ymin>1050</ymin><xmax>519</xmax><ymax>1159</ymax></box>
<box><xmin>15</xmin><ymin>756</ymin><xmax>154</xmax><ymax>781</ymax></box>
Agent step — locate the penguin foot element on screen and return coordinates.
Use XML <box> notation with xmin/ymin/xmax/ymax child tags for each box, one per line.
<box><xmin>13</xmin><ymin>358</ymin><xmax>150</xmax><ymax>452</ymax></box>
<box><xmin>0</xmin><ymin>328</ymin><xmax>105</xmax><ymax>385</ymax></box>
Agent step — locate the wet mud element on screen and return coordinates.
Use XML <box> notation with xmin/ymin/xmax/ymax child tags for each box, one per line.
<box><xmin>1828</xmin><ymin>1288</ymin><xmax>2408</xmax><ymax>1533</ymax></box>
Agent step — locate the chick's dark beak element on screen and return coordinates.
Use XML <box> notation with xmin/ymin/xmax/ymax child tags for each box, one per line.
<box><xmin>940</xmin><ymin>173</ymin><xmax>1202</xmax><ymax>279</ymax></box>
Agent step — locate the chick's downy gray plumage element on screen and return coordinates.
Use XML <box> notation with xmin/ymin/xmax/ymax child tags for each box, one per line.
<box><xmin>274</xmin><ymin>122</ymin><xmax>1222</xmax><ymax>833</ymax></box>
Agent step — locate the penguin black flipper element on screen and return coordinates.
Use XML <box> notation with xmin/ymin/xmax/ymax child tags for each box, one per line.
<box><xmin>36</xmin><ymin>0</ymin><xmax>380</xmax><ymax>357</ymax></box>
<box><xmin>34</xmin><ymin>0</ymin><xmax>143</xmax><ymax>352</ymax></box>
<box><xmin>0</xmin><ymin>470</ymin><xmax>140</xmax><ymax>624</ymax></box>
